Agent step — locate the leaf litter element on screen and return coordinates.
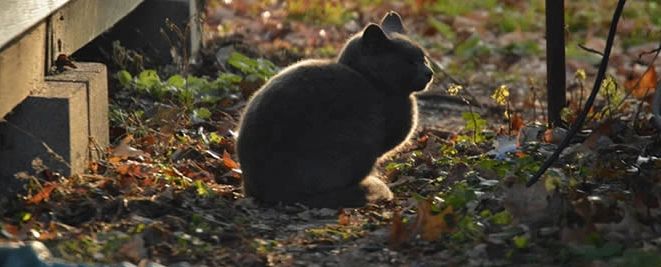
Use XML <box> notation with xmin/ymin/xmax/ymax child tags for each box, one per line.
<box><xmin>2</xmin><ymin>0</ymin><xmax>661</xmax><ymax>266</ymax></box>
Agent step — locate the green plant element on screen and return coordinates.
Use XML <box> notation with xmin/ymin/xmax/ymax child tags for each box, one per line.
<box><xmin>458</xmin><ymin>111</ymin><xmax>487</xmax><ymax>143</ymax></box>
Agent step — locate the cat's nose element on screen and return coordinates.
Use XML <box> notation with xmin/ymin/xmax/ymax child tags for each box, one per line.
<box><xmin>424</xmin><ymin>68</ymin><xmax>433</xmax><ymax>80</ymax></box>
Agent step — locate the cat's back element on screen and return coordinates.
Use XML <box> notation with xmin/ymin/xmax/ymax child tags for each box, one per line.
<box><xmin>255</xmin><ymin>59</ymin><xmax>372</xmax><ymax>99</ymax></box>
<box><xmin>241</xmin><ymin>59</ymin><xmax>379</xmax><ymax>123</ymax></box>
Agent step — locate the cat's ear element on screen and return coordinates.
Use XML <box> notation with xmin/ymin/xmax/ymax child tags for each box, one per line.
<box><xmin>362</xmin><ymin>24</ymin><xmax>389</xmax><ymax>49</ymax></box>
<box><xmin>380</xmin><ymin>11</ymin><xmax>405</xmax><ymax>34</ymax></box>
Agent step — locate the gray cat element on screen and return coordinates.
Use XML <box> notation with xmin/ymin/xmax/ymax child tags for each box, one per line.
<box><xmin>236</xmin><ymin>11</ymin><xmax>432</xmax><ymax>208</ymax></box>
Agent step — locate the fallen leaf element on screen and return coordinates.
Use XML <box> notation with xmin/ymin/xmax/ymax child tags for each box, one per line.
<box><xmin>1</xmin><ymin>223</ymin><xmax>20</xmax><ymax>239</ymax></box>
<box><xmin>223</xmin><ymin>150</ymin><xmax>240</xmax><ymax>169</ymax></box>
<box><xmin>510</xmin><ymin>113</ymin><xmax>524</xmax><ymax>133</ymax></box>
<box><xmin>37</xmin><ymin>222</ymin><xmax>59</xmax><ymax>241</ymax></box>
<box><xmin>625</xmin><ymin>65</ymin><xmax>657</xmax><ymax>99</ymax></box>
<box><xmin>111</xmin><ymin>135</ymin><xmax>146</xmax><ymax>158</ymax></box>
<box><xmin>389</xmin><ymin>209</ymin><xmax>409</xmax><ymax>248</ymax></box>
<box><xmin>413</xmin><ymin>198</ymin><xmax>455</xmax><ymax>241</ymax></box>
<box><xmin>27</xmin><ymin>182</ymin><xmax>58</xmax><ymax>204</ymax></box>
<box><xmin>88</xmin><ymin>161</ymin><xmax>99</xmax><ymax>174</ymax></box>
<box><xmin>337</xmin><ymin>209</ymin><xmax>351</xmax><ymax>226</ymax></box>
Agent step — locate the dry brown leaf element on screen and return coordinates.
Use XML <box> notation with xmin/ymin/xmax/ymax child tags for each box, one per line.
<box><xmin>510</xmin><ymin>113</ymin><xmax>524</xmax><ymax>133</ymax></box>
<box><xmin>37</xmin><ymin>222</ymin><xmax>59</xmax><ymax>241</ymax></box>
<box><xmin>88</xmin><ymin>161</ymin><xmax>99</xmax><ymax>174</ymax></box>
<box><xmin>27</xmin><ymin>182</ymin><xmax>58</xmax><ymax>204</ymax></box>
<box><xmin>223</xmin><ymin>150</ymin><xmax>240</xmax><ymax>169</ymax></box>
<box><xmin>111</xmin><ymin>143</ymin><xmax>146</xmax><ymax>158</ymax></box>
<box><xmin>337</xmin><ymin>209</ymin><xmax>351</xmax><ymax>226</ymax></box>
<box><xmin>388</xmin><ymin>209</ymin><xmax>409</xmax><ymax>248</ymax></box>
<box><xmin>116</xmin><ymin>164</ymin><xmax>130</xmax><ymax>175</ymax></box>
<box><xmin>414</xmin><ymin>198</ymin><xmax>455</xmax><ymax>241</ymax></box>
<box><xmin>625</xmin><ymin>65</ymin><xmax>657</xmax><ymax>100</ymax></box>
<box><xmin>110</xmin><ymin>134</ymin><xmax>147</xmax><ymax>158</ymax></box>
<box><xmin>1</xmin><ymin>223</ymin><xmax>20</xmax><ymax>239</ymax></box>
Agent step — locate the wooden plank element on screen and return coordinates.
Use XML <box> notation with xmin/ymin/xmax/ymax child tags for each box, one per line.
<box><xmin>0</xmin><ymin>23</ymin><xmax>46</xmax><ymax>118</ymax></box>
<box><xmin>49</xmin><ymin>0</ymin><xmax>144</xmax><ymax>66</ymax></box>
<box><xmin>0</xmin><ymin>0</ymin><xmax>71</xmax><ymax>50</ymax></box>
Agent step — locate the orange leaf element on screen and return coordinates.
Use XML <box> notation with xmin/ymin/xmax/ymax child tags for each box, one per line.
<box><xmin>415</xmin><ymin>199</ymin><xmax>455</xmax><ymax>241</ymax></box>
<box><xmin>127</xmin><ymin>164</ymin><xmax>143</xmax><ymax>177</ymax></box>
<box><xmin>108</xmin><ymin>156</ymin><xmax>123</xmax><ymax>165</ymax></box>
<box><xmin>116</xmin><ymin>164</ymin><xmax>130</xmax><ymax>175</ymax></box>
<box><xmin>2</xmin><ymin>223</ymin><xmax>20</xmax><ymax>239</ymax></box>
<box><xmin>625</xmin><ymin>65</ymin><xmax>657</xmax><ymax>99</ymax></box>
<box><xmin>88</xmin><ymin>161</ymin><xmax>99</xmax><ymax>174</ymax></box>
<box><xmin>27</xmin><ymin>182</ymin><xmax>58</xmax><ymax>204</ymax></box>
<box><xmin>223</xmin><ymin>150</ymin><xmax>240</xmax><ymax>169</ymax></box>
<box><xmin>337</xmin><ymin>209</ymin><xmax>351</xmax><ymax>226</ymax></box>
<box><xmin>417</xmin><ymin>134</ymin><xmax>429</xmax><ymax>145</ymax></box>
<box><xmin>388</xmin><ymin>209</ymin><xmax>409</xmax><ymax>248</ymax></box>
<box><xmin>37</xmin><ymin>222</ymin><xmax>58</xmax><ymax>241</ymax></box>
<box><xmin>510</xmin><ymin>113</ymin><xmax>524</xmax><ymax>133</ymax></box>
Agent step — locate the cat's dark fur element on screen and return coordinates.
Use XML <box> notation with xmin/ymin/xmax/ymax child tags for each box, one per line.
<box><xmin>236</xmin><ymin>11</ymin><xmax>433</xmax><ymax>208</ymax></box>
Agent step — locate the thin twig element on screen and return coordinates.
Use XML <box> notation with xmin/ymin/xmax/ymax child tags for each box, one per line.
<box><xmin>429</xmin><ymin>59</ymin><xmax>483</xmax><ymax>107</ymax></box>
<box><xmin>578</xmin><ymin>43</ymin><xmax>605</xmax><ymax>57</ymax></box>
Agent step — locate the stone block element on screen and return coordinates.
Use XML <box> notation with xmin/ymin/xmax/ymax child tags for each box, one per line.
<box><xmin>46</xmin><ymin>62</ymin><xmax>109</xmax><ymax>148</ymax></box>
<box><xmin>0</xmin><ymin>82</ymin><xmax>88</xmax><ymax>184</ymax></box>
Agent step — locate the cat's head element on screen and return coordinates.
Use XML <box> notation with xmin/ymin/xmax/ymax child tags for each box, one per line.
<box><xmin>338</xmin><ymin>11</ymin><xmax>433</xmax><ymax>94</ymax></box>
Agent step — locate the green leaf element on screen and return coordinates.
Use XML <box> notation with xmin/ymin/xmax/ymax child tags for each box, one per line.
<box><xmin>217</xmin><ymin>72</ymin><xmax>243</xmax><ymax>84</ymax></box>
<box><xmin>462</xmin><ymin>112</ymin><xmax>486</xmax><ymax>131</ymax></box>
<box><xmin>194</xmin><ymin>180</ymin><xmax>210</xmax><ymax>197</ymax></box>
<box><xmin>193</xmin><ymin>107</ymin><xmax>212</xmax><ymax>120</ymax></box>
<box><xmin>228</xmin><ymin>52</ymin><xmax>256</xmax><ymax>74</ymax></box>
<box><xmin>186</xmin><ymin>75</ymin><xmax>209</xmax><ymax>93</ymax></box>
<box><xmin>461</xmin><ymin>111</ymin><xmax>487</xmax><ymax>143</ymax></box>
<box><xmin>21</xmin><ymin>212</ymin><xmax>32</xmax><ymax>222</ymax></box>
<box><xmin>177</xmin><ymin>88</ymin><xmax>195</xmax><ymax>108</ymax></box>
<box><xmin>116</xmin><ymin>70</ymin><xmax>133</xmax><ymax>88</ymax></box>
<box><xmin>135</xmin><ymin>70</ymin><xmax>161</xmax><ymax>92</ymax></box>
<box><xmin>209</xmin><ymin>132</ymin><xmax>223</xmax><ymax>144</ymax></box>
<box><xmin>167</xmin><ymin>74</ymin><xmax>186</xmax><ymax>89</ymax></box>
<box><xmin>444</xmin><ymin>181</ymin><xmax>476</xmax><ymax>209</ymax></box>
<box><xmin>227</xmin><ymin>52</ymin><xmax>278</xmax><ymax>80</ymax></box>
<box><xmin>491</xmin><ymin>210</ymin><xmax>512</xmax><ymax>225</ymax></box>
<box><xmin>385</xmin><ymin>162</ymin><xmax>411</xmax><ymax>173</ymax></box>
<box><xmin>513</xmin><ymin>235</ymin><xmax>528</xmax><ymax>249</ymax></box>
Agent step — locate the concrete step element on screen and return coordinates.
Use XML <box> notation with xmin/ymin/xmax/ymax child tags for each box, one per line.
<box><xmin>0</xmin><ymin>62</ymin><xmax>108</xmax><ymax>194</ymax></box>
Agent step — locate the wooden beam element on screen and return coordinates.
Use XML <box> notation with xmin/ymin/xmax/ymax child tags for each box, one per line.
<box><xmin>0</xmin><ymin>23</ymin><xmax>46</xmax><ymax>118</ymax></box>
<box><xmin>0</xmin><ymin>0</ymin><xmax>71</xmax><ymax>50</ymax></box>
<box><xmin>48</xmin><ymin>0</ymin><xmax>143</xmax><ymax>68</ymax></box>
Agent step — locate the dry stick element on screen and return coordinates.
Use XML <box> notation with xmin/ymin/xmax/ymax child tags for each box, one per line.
<box><xmin>527</xmin><ymin>0</ymin><xmax>627</xmax><ymax>187</ymax></box>
<box><xmin>578</xmin><ymin>43</ymin><xmax>605</xmax><ymax>57</ymax></box>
